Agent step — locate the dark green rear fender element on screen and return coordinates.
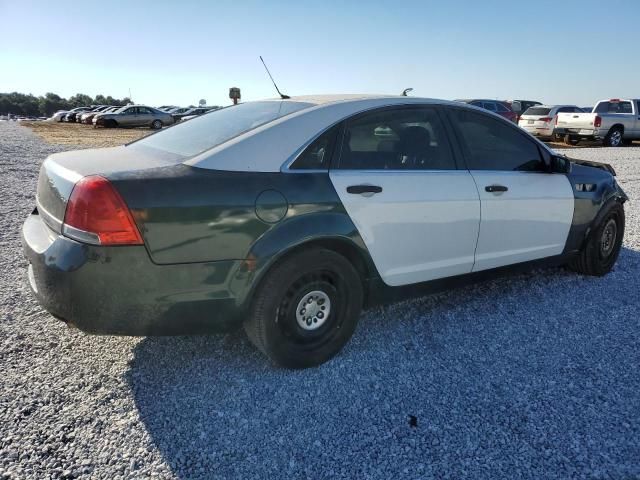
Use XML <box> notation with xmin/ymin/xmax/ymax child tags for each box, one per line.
<box><xmin>228</xmin><ymin>211</ymin><xmax>379</xmax><ymax>310</ymax></box>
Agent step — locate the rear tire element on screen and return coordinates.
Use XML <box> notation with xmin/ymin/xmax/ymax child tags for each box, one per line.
<box><xmin>244</xmin><ymin>248</ymin><xmax>363</xmax><ymax>368</ymax></box>
<box><xmin>564</xmin><ymin>134</ymin><xmax>579</xmax><ymax>146</ymax></box>
<box><xmin>151</xmin><ymin>119</ymin><xmax>162</xmax><ymax>130</ymax></box>
<box><xmin>604</xmin><ymin>128</ymin><xmax>623</xmax><ymax>147</ymax></box>
<box><xmin>569</xmin><ymin>202</ymin><xmax>624</xmax><ymax>276</ymax></box>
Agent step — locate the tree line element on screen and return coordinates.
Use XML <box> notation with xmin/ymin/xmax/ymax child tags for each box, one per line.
<box><xmin>0</xmin><ymin>92</ymin><xmax>132</xmax><ymax>117</ymax></box>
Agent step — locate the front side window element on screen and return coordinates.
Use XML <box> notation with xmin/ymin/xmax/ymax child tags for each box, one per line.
<box><xmin>290</xmin><ymin>125</ymin><xmax>339</xmax><ymax>170</ymax></box>
<box><xmin>449</xmin><ymin>108</ymin><xmax>544</xmax><ymax>171</ymax></box>
<box><xmin>338</xmin><ymin>107</ymin><xmax>455</xmax><ymax>170</ymax></box>
<box><xmin>133</xmin><ymin>101</ymin><xmax>313</xmax><ymax>157</ymax></box>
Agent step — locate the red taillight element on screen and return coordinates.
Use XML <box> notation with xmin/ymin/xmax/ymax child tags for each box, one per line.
<box><xmin>554</xmin><ymin>116</ymin><xmax>558</xmax><ymax>125</ymax></box>
<box><xmin>63</xmin><ymin>175</ymin><xmax>143</xmax><ymax>245</ymax></box>
<box><xmin>594</xmin><ymin>115</ymin><xmax>602</xmax><ymax>128</ymax></box>
<box><xmin>539</xmin><ymin>117</ymin><xmax>552</xmax><ymax>123</ymax></box>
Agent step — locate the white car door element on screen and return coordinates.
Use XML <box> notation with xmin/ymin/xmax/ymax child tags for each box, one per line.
<box><xmin>447</xmin><ymin>107</ymin><xmax>574</xmax><ymax>272</ymax></box>
<box><xmin>329</xmin><ymin>106</ymin><xmax>481</xmax><ymax>287</ymax></box>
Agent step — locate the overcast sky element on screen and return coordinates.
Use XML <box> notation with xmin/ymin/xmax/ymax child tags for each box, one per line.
<box><xmin>1</xmin><ymin>0</ymin><xmax>638</xmax><ymax>107</ymax></box>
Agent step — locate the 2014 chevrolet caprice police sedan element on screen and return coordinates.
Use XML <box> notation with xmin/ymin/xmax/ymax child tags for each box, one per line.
<box><xmin>22</xmin><ymin>95</ymin><xmax>628</xmax><ymax>368</ymax></box>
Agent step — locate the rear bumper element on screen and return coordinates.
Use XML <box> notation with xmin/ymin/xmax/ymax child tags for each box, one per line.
<box><xmin>520</xmin><ymin>125</ymin><xmax>554</xmax><ymax>138</ymax></box>
<box><xmin>554</xmin><ymin>127</ymin><xmax>604</xmax><ymax>139</ymax></box>
<box><xmin>22</xmin><ymin>213</ymin><xmax>247</xmax><ymax>335</ymax></box>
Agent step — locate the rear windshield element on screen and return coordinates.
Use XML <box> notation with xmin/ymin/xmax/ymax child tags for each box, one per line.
<box><xmin>134</xmin><ymin>101</ymin><xmax>313</xmax><ymax>157</ymax></box>
<box><xmin>523</xmin><ymin>107</ymin><xmax>551</xmax><ymax>116</ymax></box>
<box><xmin>594</xmin><ymin>101</ymin><xmax>633</xmax><ymax>114</ymax></box>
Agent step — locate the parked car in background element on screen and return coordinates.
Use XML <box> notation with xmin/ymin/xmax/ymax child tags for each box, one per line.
<box><xmin>93</xmin><ymin>105</ymin><xmax>175</xmax><ymax>129</ymax></box>
<box><xmin>158</xmin><ymin>105</ymin><xmax>178</xmax><ymax>112</ymax></box>
<box><xmin>50</xmin><ymin>110</ymin><xmax>69</xmax><ymax>122</ymax></box>
<box><xmin>173</xmin><ymin>107</ymin><xmax>216</xmax><ymax>121</ymax></box>
<box><xmin>80</xmin><ymin>106</ymin><xmax>119</xmax><ymax>124</ymax></box>
<box><xmin>555</xmin><ymin>98</ymin><xmax>640</xmax><ymax>146</ymax></box>
<box><xmin>77</xmin><ymin>105</ymin><xmax>109</xmax><ymax>123</ymax></box>
<box><xmin>506</xmin><ymin>100</ymin><xmax>543</xmax><ymax>121</ymax></box>
<box><xmin>23</xmin><ymin>95</ymin><xmax>627</xmax><ymax>368</ymax></box>
<box><xmin>166</xmin><ymin>107</ymin><xmax>191</xmax><ymax>115</ymax></box>
<box><xmin>518</xmin><ymin>105</ymin><xmax>582</xmax><ymax>141</ymax></box>
<box><xmin>581</xmin><ymin>107</ymin><xmax>593</xmax><ymax>113</ymax></box>
<box><xmin>455</xmin><ymin>99</ymin><xmax>518</xmax><ymax>122</ymax></box>
<box><xmin>64</xmin><ymin>107</ymin><xmax>93</xmax><ymax>123</ymax></box>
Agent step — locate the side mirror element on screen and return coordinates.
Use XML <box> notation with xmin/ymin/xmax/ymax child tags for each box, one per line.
<box><xmin>550</xmin><ymin>154</ymin><xmax>571</xmax><ymax>174</ymax></box>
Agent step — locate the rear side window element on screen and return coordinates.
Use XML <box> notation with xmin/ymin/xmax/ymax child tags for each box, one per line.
<box><xmin>338</xmin><ymin>107</ymin><xmax>455</xmax><ymax>170</ymax></box>
<box><xmin>290</xmin><ymin>125</ymin><xmax>339</xmax><ymax>170</ymax></box>
<box><xmin>449</xmin><ymin>108</ymin><xmax>544</xmax><ymax>172</ymax></box>
<box><xmin>495</xmin><ymin>103</ymin><xmax>509</xmax><ymax>113</ymax></box>
<box><xmin>525</xmin><ymin>107</ymin><xmax>552</xmax><ymax>115</ymax></box>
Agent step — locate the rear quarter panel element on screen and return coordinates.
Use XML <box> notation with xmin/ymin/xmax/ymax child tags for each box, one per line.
<box><xmin>108</xmin><ymin>165</ymin><xmax>358</xmax><ymax>265</ymax></box>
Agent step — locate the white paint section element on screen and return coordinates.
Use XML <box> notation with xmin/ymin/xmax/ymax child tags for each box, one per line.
<box><xmin>330</xmin><ymin>170</ymin><xmax>481</xmax><ymax>286</ymax></box>
<box><xmin>470</xmin><ymin>172</ymin><xmax>574</xmax><ymax>272</ymax></box>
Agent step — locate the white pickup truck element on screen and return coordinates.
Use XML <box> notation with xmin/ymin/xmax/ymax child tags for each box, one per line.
<box><xmin>555</xmin><ymin>98</ymin><xmax>640</xmax><ymax>146</ymax></box>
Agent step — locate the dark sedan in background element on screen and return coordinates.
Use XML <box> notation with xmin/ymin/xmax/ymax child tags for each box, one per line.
<box><xmin>455</xmin><ymin>99</ymin><xmax>518</xmax><ymax>122</ymax></box>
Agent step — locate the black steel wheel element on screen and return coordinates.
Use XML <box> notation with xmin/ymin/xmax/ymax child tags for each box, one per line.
<box><xmin>569</xmin><ymin>201</ymin><xmax>625</xmax><ymax>276</ymax></box>
<box><xmin>244</xmin><ymin>248</ymin><xmax>363</xmax><ymax>368</ymax></box>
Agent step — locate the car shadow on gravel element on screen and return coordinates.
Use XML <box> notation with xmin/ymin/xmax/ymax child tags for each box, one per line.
<box><xmin>126</xmin><ymin>248</ymin><xmax>640</xmax><ymax>479</ymax></box>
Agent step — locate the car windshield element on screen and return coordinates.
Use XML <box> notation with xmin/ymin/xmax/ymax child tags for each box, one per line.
<box><xmin>523</xmin><ymin>107</ymin><xmax>551</xmax><ymax>116</ymax></box>
<box><xmin>134</xmin><ymin>101</ymin><xmax>314</xmax><ymax>157</ymax></box>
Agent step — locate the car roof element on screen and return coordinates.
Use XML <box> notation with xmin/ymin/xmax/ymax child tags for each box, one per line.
<box><xmin>184</xmin><ymin>94</ymin><xmax>513</xmax><ymax>172</ymax></box>
<box><xmin>454</xmin><ymin>99</ymin><xmax>503</xmax><ymax>103</ymax></box>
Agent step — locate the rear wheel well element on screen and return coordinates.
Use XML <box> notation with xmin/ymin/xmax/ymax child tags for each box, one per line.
<box><xmin>278</xmin><ymin>238</ymin><xmax>372</xmax><ymax>284</ymax></box>
<box><xmin>609</xmin><ymin>124</ymin><xmax>624</xmax><ymax>134</ymax></box>
<box><xmin>250</xmin><ymin>238</ymin><xmax>374</xmax><ymax>310</ymax></box>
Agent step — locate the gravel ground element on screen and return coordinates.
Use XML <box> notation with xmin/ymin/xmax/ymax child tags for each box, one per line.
<box><xmin>1</xmin><ymin>120</ymin><xmax>639</xmax><ymax>479</ymax></box>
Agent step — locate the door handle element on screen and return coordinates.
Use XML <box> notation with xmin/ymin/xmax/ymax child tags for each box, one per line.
<box><xmin>347</xmin><ymin>185</ymin><xmax>383</xmax><ymax>195</ymax></box>
<box><xmin>485</xmin><ymin>185</ymin><xmax>508</xmax><ymax>193</ymax></box>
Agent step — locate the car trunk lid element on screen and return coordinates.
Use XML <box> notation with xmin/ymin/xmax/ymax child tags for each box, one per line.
<box><xmin>35</xmin><ymin>144</ymin><xmax>184</xmax><ymax>233</ymax></box>
<box><xmin>556</xmin><ymin>112</ymin><xmax>597</xmax><ymax>130</ymax></box>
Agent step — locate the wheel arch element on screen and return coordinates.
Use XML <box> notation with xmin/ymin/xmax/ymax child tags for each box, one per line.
<box><xmin>609</xmin><ymin>123</ymin><xmax>625</xmax><ymax>134</ymax></box>
<box><xmin>563</xmin><ymin>169</ymin><xmax>627</xmax><ymax>255</ymax></box>
<box><xmin>234</xmin><ymin>213</ymin><xmax>379</xmax><ymax>311</ymax></box>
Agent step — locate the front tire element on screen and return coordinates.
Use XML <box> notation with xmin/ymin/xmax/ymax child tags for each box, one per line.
<box><xmin>569</xmin><ymin>202</ymin><xmax>624</xmax><ymax>276</ymax></box>
<box><xmin>244</xmin><ymin>248</ymin><xmax>363</xmax><ymax>368</ymax></box>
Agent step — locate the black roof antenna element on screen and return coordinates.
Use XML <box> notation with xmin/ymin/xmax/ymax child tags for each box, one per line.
<box><xmin>401</xmin><ymin>88</ymin><xmax>413</xmax><ymax>96</ymax></box>
<box><xmin>260</xmin><ymin>56</ymin><xmax>290</xmax><ymax>100</ymax></box>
